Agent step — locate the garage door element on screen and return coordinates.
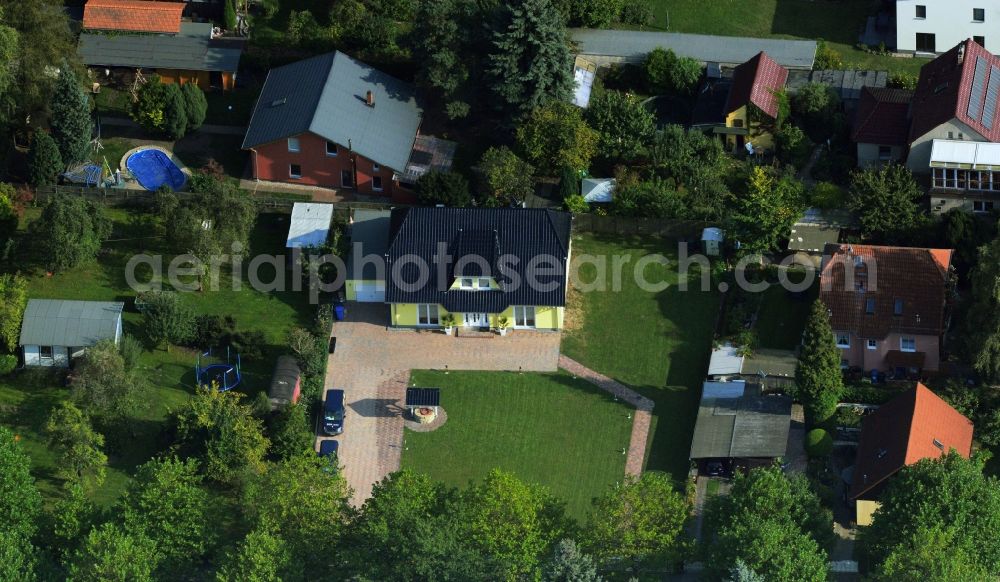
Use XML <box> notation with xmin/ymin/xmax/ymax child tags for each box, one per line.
<box><xmin>354</xmin><ymin>282</ymin><xmax>385</xmax><ymax>302</ymax></box>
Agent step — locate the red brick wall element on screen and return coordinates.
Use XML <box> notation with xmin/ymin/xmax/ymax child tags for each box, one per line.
<box><xmin>248</xmin><ymin>132</ymin><xmax>403</xmax><ymax>198</ymax></box>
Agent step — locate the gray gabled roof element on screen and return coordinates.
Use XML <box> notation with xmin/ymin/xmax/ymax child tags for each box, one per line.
<box><xmin>347</xmin><ymin>209</ymin><xmax>391</xmax><ymax>281</ymax></box>
<box><xmin>242</xmin><ymin>51</ymin><xmax>422</xmax><ymax>172</ymax></box>
<box><xmin>19</xmin><ymin>299</ymin><xmax>124</xmax><ymax>347</ymax></box>
<box><xmin>78</xmin><ymin>24</ymin><xmax>242</xmax><ymax>72</ymax></box>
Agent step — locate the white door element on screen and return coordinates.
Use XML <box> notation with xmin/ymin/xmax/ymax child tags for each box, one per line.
<box><xmin>354</xmin><ymin>282</ymin><xmax>385</xmax><ymax>302</ymax></box>
<box><xmin>463</xmin><ymin>313</ymin><xmax>489</xmax><ymax>327</ymax></box>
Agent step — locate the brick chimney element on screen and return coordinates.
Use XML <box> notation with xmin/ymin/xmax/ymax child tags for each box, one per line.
<box><xmin>366</xmin><ymin>90</ymin><xmax>375</xmax><ymax>107</ymax></box>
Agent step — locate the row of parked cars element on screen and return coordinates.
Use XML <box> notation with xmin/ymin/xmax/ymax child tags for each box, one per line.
<box><xmin>318</xmin><ymin>389</ymin><xmax>346</xmax><ymax>471</ymax></box>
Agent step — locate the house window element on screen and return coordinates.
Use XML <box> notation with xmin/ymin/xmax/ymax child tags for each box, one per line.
<box><xmin>900</xmin><ymin>337</ymin><xmax>917</xmax><ymax>352</ymax></box>
<box><xmin>39</xmin><ymin>346</ymin><xmax>53</xmax><ymax>359</ymax></box>
<box><xmin>326</xmin><ymin>141</ymin><xmax>338</xmax><ymax>156</ymax></box>
<box><xmin>974</xmin><ymin>8</ymin><xmax>985</xmax><ymax>22</ymax></box>
<box><xmin>865</xmin><ymin>298</ymin><xmax>876</xmax><ymax>314</ymax></box>
<box><xmin>289</xmin><ymin>164</ymin><xmax>302</xmax><ymax>179</ymax></box>
<box><xmin>341</xmin><ymin>170</ymin><xmax>354</xmax><ymax>188</ymax></box>
<box><xmin>372</xmin><ymin>163</ymin><xmax>381</xmax><ymax>172</ymax></box>
<box><xmin>287</xmin><ymin>137</ymin><xmax>300</xmax><ymax>152</ymax></box>
<box><xmin>460</xmin><ymin>278</ymin><xmax>474</xmax><ymax>289</ymax></box>
<box><xmin>894</xmin><ymin>298</ymin><xmax>904</xmax><ymax>315</ymax></box>
<box><xmin>867</xmin><ymin>339</ymin><xmax>878</xmax><ymax>350</ymax></box>
<box><xmin>916</xmin><ymin>32</ymin><xmax>936</xmax><ymax>52</ymax></box>
<box><xmin>835</xmin><ymin>333</ymin><xmax>851</xmax><ymax>348</ymax></box>
<box><xmin>732</xmin><ymin>119</ymin><xmax>744</xmax><ymax>128</ymax></box>
<box><xmin>513</xmin><ymin>306</ymin><xmax>536</xmax><ymax>328</ymax></box>
<box><xmin>878</xmin><ymin>145</ymin><xmax>892</xmax><ymax>161</ymax></box>
<box><xmin>974</xmin><ymin>200</ymin><xmax>995</xmax><ymax>213</ymax></box>
<box><xmin>477</xmin><ymin>278</ymin><xmax>490</xmax><ymax>289</ymax></box>
<box><xmin>915</xmin><ymin>5</ymin><xmax>926</xmax><ymax>18</ymax></box>
<box><xmin>372</xmin><ymin>176</ymin><xmax>383</xmax><ymax>192</ymax></box>
<box><xmin>975</xmin><ymin>35</ymin><xmax>986</xmax><ymax>47</ymax></box>
<box><xmin>417</xmin><ymin>304</ymin><xmax>439</xmax><ymax>326</ymax></box>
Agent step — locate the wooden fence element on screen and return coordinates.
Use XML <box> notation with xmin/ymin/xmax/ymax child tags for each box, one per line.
<box><xmin>571</xmin><ymin>214</ymin><xmax>710</xmax><ymax>240</ymax></box>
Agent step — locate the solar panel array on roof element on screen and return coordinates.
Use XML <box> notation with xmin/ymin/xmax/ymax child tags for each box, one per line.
<box><xmin>968</xmin><ymin>57</ymin><xmax>988</xmax><ymax>120</ymax></box>
<box><xmin>984</xmin><ymin>66</ymin><xmax>1000</xmax><ymax>129</ymax></box>
<box><xmin>405</xmin><ymin>388</ymin><xmax>440</xmax><ymax>407</ymax></box>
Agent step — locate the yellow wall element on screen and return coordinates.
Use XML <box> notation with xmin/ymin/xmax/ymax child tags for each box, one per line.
<box><xmin>390</xmin><ymin>304</ymin><xmax>563</xmax><ymax>329</ymax></box>
<box><xmin>154</xmin><ymin>69</ymin><xmax>236</xmax><ymax>91</ymax></box>
<box><xmin>725</xmin><ymin>104</ymin><xmax>775</xmax><ymax>151</ymax></box>
<box><xmin>345</xmin><ymin>280</ymin><xmax>357</xmax><ymax>301</ymax></box>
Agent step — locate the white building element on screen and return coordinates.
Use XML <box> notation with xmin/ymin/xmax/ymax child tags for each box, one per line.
<box><xmin>19</xmin><ymin>299</ymin><xmax>124</xmax><ymax>367</ymax></box>
<box><xmin>895</xmin><ymin>0</ymin><xmax>998</xmax><ymax>54</ymax></box>
<box><xmin>285</xmin><ymin>202</ymin><xmax>334</xmax><ymax>249</ymax></box>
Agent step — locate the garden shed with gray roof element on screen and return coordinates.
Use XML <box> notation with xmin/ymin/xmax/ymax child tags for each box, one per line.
<box><xmin>19</xmin><ymin>299</ymin><xmax>124</xmax><ymax>368</ymax></box>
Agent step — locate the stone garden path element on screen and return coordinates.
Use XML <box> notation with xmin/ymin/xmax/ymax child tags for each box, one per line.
<box><xmin>558</xmin><ymin>355</ymin><xmax>654</xmax><ymax>476</ymax></box>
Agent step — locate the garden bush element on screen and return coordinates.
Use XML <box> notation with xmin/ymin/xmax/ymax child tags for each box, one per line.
<box><xmin>810</xmin><ymin>182</ymin><xmax>846</xmax><ymax>209</ymax></box>
<box><xmin>841</xmin><ymin>384</ymin><xmax>906</xmax><ymax>405</ymax></box>
<box><xmin>805</xmin><ymin>428</ymin><xmax>833</xmax><ymax>457</ymax></box>
<box><xmin>0</xmin><ymin>354</ymin><xmax>16</xmax><ymax>375</ymax></box>
<box><xmin>564</xmin><ymin>195</ymin><xmax>589</xmax><ymax>214</ymax></box>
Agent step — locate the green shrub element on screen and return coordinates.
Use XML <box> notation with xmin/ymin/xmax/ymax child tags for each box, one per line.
<box><xmin>644</xmin><ymin>47</ymin><xmax>702</xmax><ymax>95</ymax></box>
<box><xmin>619</xmin><ymin>0</ymin><xmax>652</xmax><ymax>25</ymax></box>
<box><xmin>564</xmin><ymin>194</ymin><xmax>590</xmax><ymax>214</ymax></box>
<box><xmin>810</xmin><ymin>182</ymin><xmax>845</xmax><ymax>209</ymax></box>
<box><xmin>813</xmin><ymin>40</ymin><xmax>844</xmax><ymax>70</ymax></box>
<box><xmin>805</xmin><ymin>428</ymin><xmax>833</xmax><ymax>457</ymax></box>
<box><xmin>842</xmin><ymin>385</ymin><xmax>907</xmax><ymax>405</ymax></box>
<box><xmin>0</xmin><ymin>354</ymin><xmax>16</xmax><ymax>375</ymax></box>
<box><xmin>27</xmin><ymin>131</ymin><xmax>63</xmax><ymax>187</ymax></box>
<box><xmin>416</xmin><ymin>171</ymin><xmax>471</xmax><ymax>207</ymax></box>
<box><xmin>775</xmin><ymin>124</ymin><xmax>811</xmax><ymax>168</ymax></box>
<box><xmin>888</xmin><ymin>72</ymin><xmax>918</xmax><ymax>90</ymax></box>
<box><xmin>181</xmin><ymin>83</ymin><xmax>207</xmax><ymax>133</ymax></box>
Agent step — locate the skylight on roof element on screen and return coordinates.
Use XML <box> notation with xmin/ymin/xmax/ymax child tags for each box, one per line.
<box><xmin>270</xmin><ymin>98</ymin><xmax>287</xmax><ymax>107</ymax></box>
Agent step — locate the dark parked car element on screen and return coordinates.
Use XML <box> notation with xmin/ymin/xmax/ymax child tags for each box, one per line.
<box><xmin>705</xmin><ymin>461</ymin><xmax>725</xmax><ymax>477</ymax></box>
<box><xmin>322</xmin><ymin>389</ymin><xmax>345</xmax><ymax>435</ymax></box>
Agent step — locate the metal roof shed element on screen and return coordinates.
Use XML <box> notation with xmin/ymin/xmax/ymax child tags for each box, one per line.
<box><xmin>19</xmin><ymin>299</ymin><xmax>124</xmax><ymax>347</ymax></box>
<box><xmin>268</xmin><ymin>356</ymin><xmax>301</xmax><ymax>408</ymax></box>
<box><xmin>286</xmin><ymin>203</ymin><xmax>335</xmax><ymax>249</ymax></box>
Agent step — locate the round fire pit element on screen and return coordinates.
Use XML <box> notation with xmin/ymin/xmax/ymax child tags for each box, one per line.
<box><xmin>413</xmin><ymin>406</ymin><xmax>438</xmax><ymax>424</ymax></box>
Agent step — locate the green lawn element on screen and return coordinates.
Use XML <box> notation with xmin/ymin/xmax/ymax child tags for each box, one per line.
<box><xmin>401</xmin><ymin>370</ymin><xmax>633</xmax><ymax>519</ymax></box>
<box><xmin>561</xmin><ymin>233</ymin><xmax>720</xmax><ymax>482</ymax></box>
<box><xmin>641</xmin><ymin>0</ymin><xmax>928</xmax><ymax>75</ymax></box>
<box><xmin>1</xmin><ymin>208</ymin><xmax>313</xmax><ymax>506</ymax></box>
<box><xmin>754</xmin><ymin>273</ymin><xmax>817</xmax><ymax>350</ymax></box>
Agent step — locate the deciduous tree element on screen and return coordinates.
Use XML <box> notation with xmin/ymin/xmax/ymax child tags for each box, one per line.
<box><xmin>412</xmin><ymin>0</ymin><xmax>473</xmax><ymax>119</ymax></box>
<box><xmin>847</xmin><ymin>164</ymin><xmax>924</xmax><ymax>242</ymax></box>
<box><xmin>0</xmin><ymin>426</ymin><xmax>40</xmax><ymax>581</ymax></box>
<box><xmin>28</xmin><ymin>193</ymin><xmax>110</xmax><ymax>271</ymax></box>
<box><xmin>416</xmin><ymin>171</ymin><xmax>472</xmax><ymax>207</ymax></box>
<box><xmin>267</xmin><ymin>403</ymin><xmax>314</xmax><ymax>461</ymax></box>
<box><xmin>142</xmin><ymin>291</ymin><xmax>195</xmax><ymax>348</ymax></box>
<box><xmin>216</xmin><ymin>528</ymin><xmax>290</xmax><ymax>582</ymax></box>
<box><xmin>120</xmin><ymin>457</ymin><xmax>211</xmax><ymax>575</ymax></box>
<box><xmin>584</xmin><ymin>472</ymin><xmax>688</xmax><ymax>570</ymax></box>
<box><xmin>71</xmin><ymin>339</ymin><xmax>148</xmax><ymax>429</ymax></box>
<box><xmin>44</xmin><ymin>401</ymin><xmax>107</xmax><ymax>486</ymax></box>
<box><xmin>486</xmin><ymin>0</ymin><xmax>573</xmax><ymax>116</ymax></box>
<box><xmin>50</xmin><ymin>65</ymin><xmax>92</xmax><ymax>164</ymax></box>
<box><xmin>701</xmin><ymin>465</ymin><xmax>831</xmax><ymax>581</ymax></box>
<box><xmin>795</xmin><ymin>299</ymin><xmax>845</xmax><ymax>424</ymax></box>
<box><xmin>172</xmin><ymin>387</ymin><xmax>269</xmax><ymax>484</ymax></box>
<box><xmin>585</xmin><ymin>89</ymin><xmax>655</xmax><ymax>161</ymax></box>
<box><xmin>477</xmin><ymin>146</ymin><xmax>535</xmax><ymax>205</ymax></box>
<box><xmin>0</xmin><ymin>273</ymin><xmax>27</xmax><ymax>352</ymax></box>
<box><xmin>860</xmin><ymin>452</ymin><xmax>1000</xmax><ymax>578</ymax></box>
<box><xmin>68</xmin><ymin>522</ymin><xmax>157</xmax><ymax>582</ymax></box>
<box><xmin>729</xmin><ymin>166</ymin><xmax>804</xmax><ymax>254</ymax></box>
<box><xmin>517</xmin><ymin>101</ymin><xmax>598</xmax><ymax>174</ymax></box>
<box><xmin>644</xmin><ymin>47</ymin><xmax>702</xmax><ymax>95</ymax></box>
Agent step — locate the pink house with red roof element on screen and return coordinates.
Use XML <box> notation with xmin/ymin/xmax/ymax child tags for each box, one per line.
<box><xmin>722</xmin><ymin>51</ymin><xmax>788</xmax><ymax>154</ymax></box>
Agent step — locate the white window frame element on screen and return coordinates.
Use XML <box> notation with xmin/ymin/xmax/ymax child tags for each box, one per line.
<box><xmin>39</xmin><ymin>345</ymin><xmax>54</xmax><ymax>359</ymax></box>
<box><xmin>915</xmin><ymin>4</ymin><xmax>926</xmax><ymax>18</ymax></box>
<box><xmin>326</xmin><ymin>141</ymin><xmax>338</xmax><ymax>157</ymax></box>
<box><xmin>867</xmin><ymin>339</ymin><xmax>878</xmax><ymax>351</ymax></box>
<box><xmin>974</xmin><ymin>7</ymin><xmax>985</xmax><ymax>22</ymax></box>
<box><xmin>974</xmin><ymin>200</ymin><xmax>995</xmax><ymax>213</ymax></box>
<box><xmin>513</xmin><ymin>306</ymin><xmax>536</xmax><ymax>328</ymax></box>
<box><xmin>372</xmin><ymin>175</ymin><xmax>383</xmax><ymax>192</ymax></box>
<box><xmin>289</xmin><ymin>164</ymin><xmax>302</xmax><ymax>179</ymax></box>
<box><xmin>459</xmin><ymin>278</ymin><xmax>474</xmax><ymax>289</ymax></box>
<box><xmin>900</xmin><ymin>337</ymin><xmax>917</xmax><ymax>353</ymax></box>
<box><xmin>477</xmin><ymin>277</ymin><xmax>490</xmax><ymax>289</ymax></box>
<box><xmin>835</xmin><ymin>333</ymin><xmax>851</xmax><ymax>349</ymax></box>
<box><xmin>417</xmin><ymin>304</ymin><xmax>440</xmax><ymax>326</ymax></box>
<box><xmin>287</xmin><ymin>137</ymin><xmax>300</xmax><ymax>153</ymax></box>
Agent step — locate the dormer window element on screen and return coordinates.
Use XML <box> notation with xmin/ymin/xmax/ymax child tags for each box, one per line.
<box><xmin>460</xmin><ymin>278</ymin><xmax>474</xmax><ymax>289</ymax></box>
<box><xmin>458</xmin><ymin>277</ymin><xmax>493</xmax><ymax>291</ymax></box>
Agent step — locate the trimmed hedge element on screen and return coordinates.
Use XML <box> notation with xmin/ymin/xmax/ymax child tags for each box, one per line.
<box><xmin>841</xmin><ymin>384</ymin><xmax>907</xmax><ymax>405</ymax></box>
<box><xmin>805</xmin><ymin>428</ymin><xmax>833</xmax><ymax>457</ymax></box>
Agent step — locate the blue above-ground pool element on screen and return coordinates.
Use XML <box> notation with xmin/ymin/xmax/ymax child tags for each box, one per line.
<box><xmin>126</xmin><ymin>148</ymin><xmax>186</xmax><ymax>191</ymax></box>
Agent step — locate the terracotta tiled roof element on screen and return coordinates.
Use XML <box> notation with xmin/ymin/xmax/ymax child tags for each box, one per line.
<box><xmin>820</xmin><ymin>244</ymin><xmax>952</xmax><ymax>340</ymax></box>
<box><xmin>909</xmin><ymin>39</ymin><xmax>1000</xmax><ymax>143</ymax></box>
<box><xmin>83</xmin><ymin>0</ymin><xmax>185</xmax><ymax>34</ymax></box>
<box><xmin>725</xmin><ymin>51</ymin><xmax>789</xmax><ymax>119</ymax></box>
<box><xmin>850</xmin><ymin>383</ymin><xmax>973</xmax><ymax>499</ymax></box>
<box><xmin>852</xmin><ymin>87</ymin><xmax>912</xmax><ymax>146</ymax></box>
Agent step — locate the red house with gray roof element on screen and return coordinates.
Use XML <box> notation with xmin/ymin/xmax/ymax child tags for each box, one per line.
<box><xmin>721</xmin><ymin>51</ymin><xmax>788</xmax><ymax>154</ymax></box>
<box><xmin>850</xmin><ymin>383</ymin><xmax>973</xmax><ymax>524</ymax></box>
<box><xmin>820</xmin><ymin>244</ymin><xmax>953</xmax><ymax>376</ymax></box>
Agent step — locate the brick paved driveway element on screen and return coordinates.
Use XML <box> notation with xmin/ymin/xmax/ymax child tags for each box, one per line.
<box><xmin>316</xmin><ymin>303</ymin><xmax>560</xmax><ymax>505</ymax></box>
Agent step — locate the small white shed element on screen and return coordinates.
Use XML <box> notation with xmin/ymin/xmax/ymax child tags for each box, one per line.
<box><xmin>286</xmin><ymin>203</ymin><xmax>335</xmax><ymax>249</ymax></box>
<box><xmin>702</xmin><ymin>227</ymin><xmax>724</xmax><ymax>256</ymax></box>
<box><xmin>19</xmin><ymin>299</ymin><xmax>124</xmax><ymax>368</ymax></box>
<box><xmin>581</xmin><ymin>178</ymin><xmax>615</xmax><ymax>203</ymax></box>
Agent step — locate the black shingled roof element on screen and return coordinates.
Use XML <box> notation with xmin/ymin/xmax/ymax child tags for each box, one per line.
<box><xmin>385</xmin><ymin>208</ymin><xmax>572</xmax><ymax>313</ymax></box>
